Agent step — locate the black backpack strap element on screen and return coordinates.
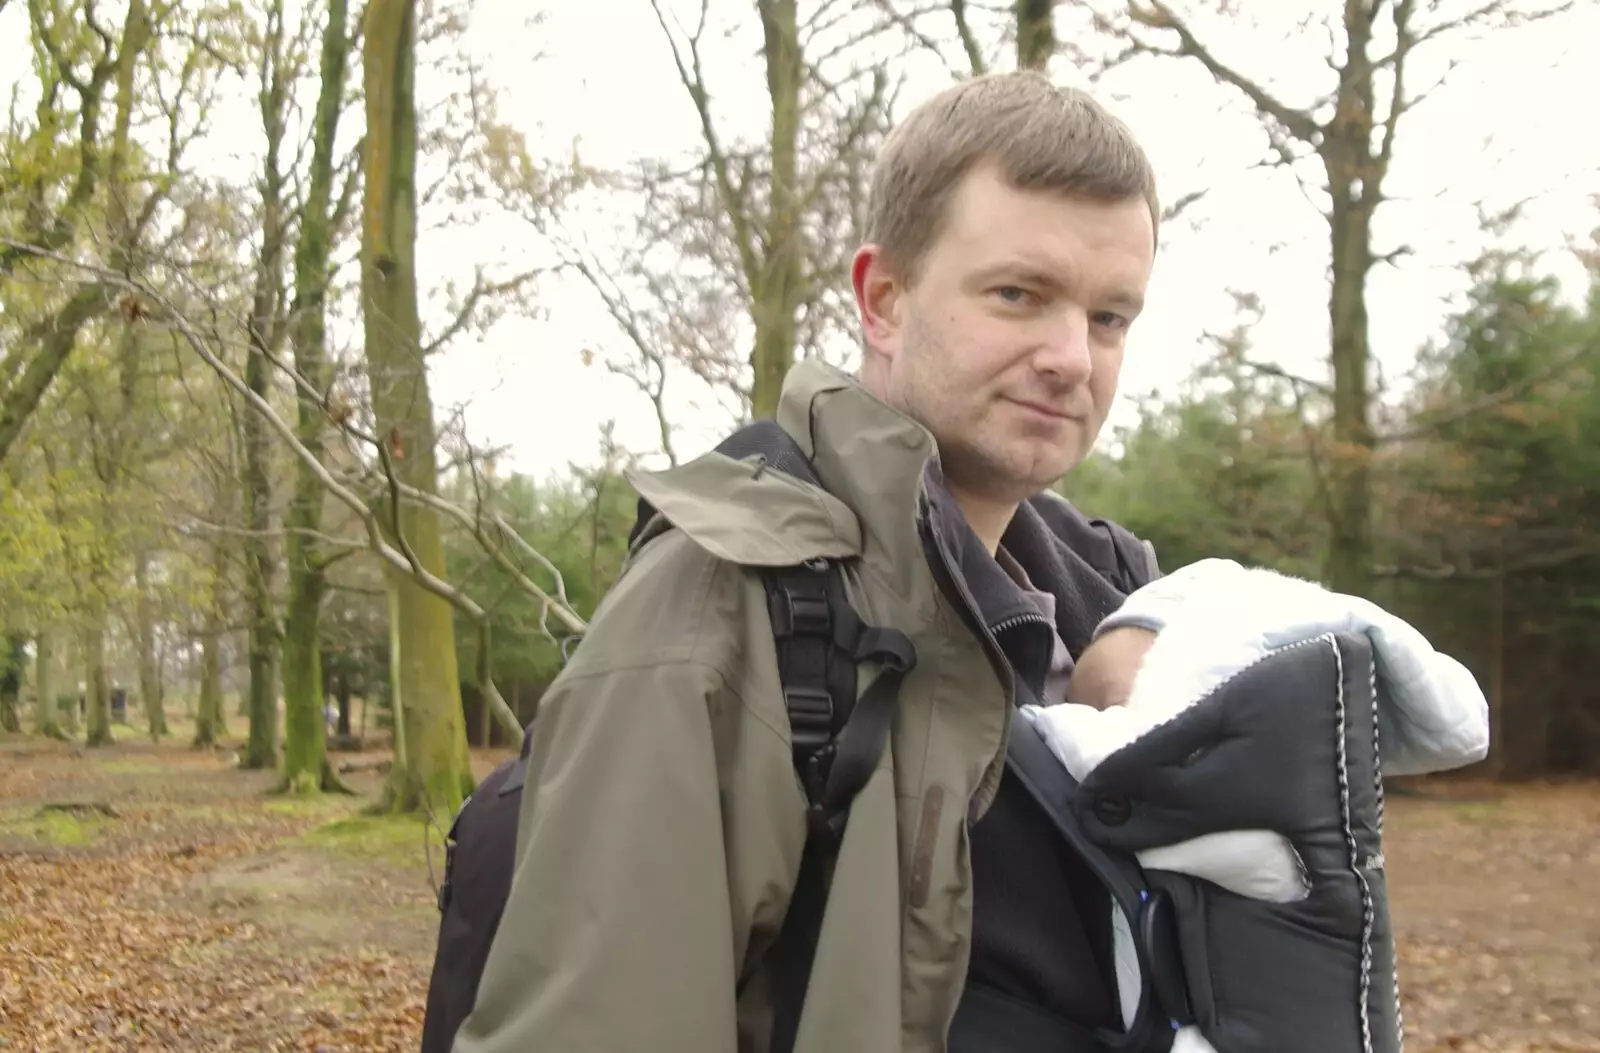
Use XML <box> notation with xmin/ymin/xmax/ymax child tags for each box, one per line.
<box><xmin>614</xmin><ymin>418</ymin><xmax>917</xmax><ymax>1050</ymax></box>
<box><xmin>764</xmin><ymin>558</ymin><xmax>917</xmax><ymax>1053</ymax></box>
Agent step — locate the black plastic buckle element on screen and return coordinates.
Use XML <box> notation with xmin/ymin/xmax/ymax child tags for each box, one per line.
<box><xmin>785</xmin><ymin>685</ymin><xmax>834</xmax><ymax>750</ymax></box>
<box><xmin>784</xmin><ymin>591</ymin><xmax>830</xmax><ymax>637</ymax></box>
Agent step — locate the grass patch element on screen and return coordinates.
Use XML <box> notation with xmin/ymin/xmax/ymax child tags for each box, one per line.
<box><xmin>0</xmin><ymin>808</ymin><xmax>106</xmax><ymax>846</ymax></box>
<box><xmin>97</xmin><ymin>756</ymin><xmax>170</xmax><ymax>776</ymax></box>
<box><xmin>262</xmin><ymin>794</ymin><xmax>359</xmax><ymax>820</ymax></box>
<box><xmin>1444</xmin><ymin>800</ymin><xmax>1514</xmax><ymax>826</ymax></box>
<box><xmin>296</xmin><ymin>813</ymin><xmax>447</xmax><ymax>869</ymax></box>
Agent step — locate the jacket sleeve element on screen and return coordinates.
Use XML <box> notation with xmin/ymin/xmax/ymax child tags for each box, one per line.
<box><xmin>452</xmin><ymin>545</ymin><xmax>798</xmax><ymax>1053</ymax></box>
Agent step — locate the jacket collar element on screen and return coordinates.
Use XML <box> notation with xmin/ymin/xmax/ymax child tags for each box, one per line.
<box><xmin>776</xmin><ymin>360</ymin><xmax>1132</xmax><ymax>685</ymax></box>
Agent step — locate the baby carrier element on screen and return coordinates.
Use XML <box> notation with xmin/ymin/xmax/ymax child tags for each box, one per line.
<box><xmin>420</xmin><ymin>419</ymin><xmax>1403</xmax><ymax>1053</ymax></box>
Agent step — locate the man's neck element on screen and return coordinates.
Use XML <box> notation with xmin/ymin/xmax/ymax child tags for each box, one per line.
<box><xmin>943</xmin><ymin>482</ymin><xmax>1018</xmax><ymax>557</ymax></box>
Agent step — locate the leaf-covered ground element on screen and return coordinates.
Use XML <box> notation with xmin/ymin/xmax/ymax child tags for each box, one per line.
<box><xmin>0</xmin><ymin>723</ymin><xmax>1595</xmax><ymax>1051</ymax></box>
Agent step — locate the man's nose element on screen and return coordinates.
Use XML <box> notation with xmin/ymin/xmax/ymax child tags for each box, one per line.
<box><xmin>1030</xmin><ymin>309</ymin><xmax>1093</xmax><ymax>384</ymax></box>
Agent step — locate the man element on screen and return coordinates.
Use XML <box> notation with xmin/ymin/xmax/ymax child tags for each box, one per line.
<box><xmin>454</xmin><ymin>71</ymin><xmax>1164</xmax><ymax>1053</ymax></box>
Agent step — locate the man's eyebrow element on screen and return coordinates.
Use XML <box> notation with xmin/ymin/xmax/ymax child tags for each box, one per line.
<box><xmin>968</xmin><ymin>261</ymin><xmax>1063</xmax><ymax>289</ymax></box>
<box><xmin>968</xmin><ymin>261</ymin><xmax>1146</xmax><ymax>314</ymax></box>
<box><xmin>1103</xmin><ymin>290</ymin><xmax>1145</xmax><ymax>315</ymax></box>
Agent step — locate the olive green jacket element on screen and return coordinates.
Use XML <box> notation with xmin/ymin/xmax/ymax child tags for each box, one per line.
<box><xmin>453</xmin><ymin>360</ymin><xmax>1025</xmax><ymax>1053</ymax></box>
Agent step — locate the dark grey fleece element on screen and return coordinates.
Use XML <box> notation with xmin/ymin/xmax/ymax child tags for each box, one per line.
<box><xmin>918</xmin><ymin>464</ymin><xmax>1159</xmax><ymax>1040</ymax></box>
<box><xmin>919</xmin><ymin>462</ymin><xmax>1137</xmax><ymax>693</ymax></box>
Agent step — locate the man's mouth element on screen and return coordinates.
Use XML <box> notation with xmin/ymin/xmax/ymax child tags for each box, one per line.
<box><xmin>1005</xmin><ymin>397</ymin><xmax>1080</xmax><ymax>422</ymax></box>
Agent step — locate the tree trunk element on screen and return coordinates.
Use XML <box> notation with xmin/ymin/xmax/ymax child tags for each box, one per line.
<box><xmin>239</xmin><ymin>0</ymin><xmax>293</xmax><ymax>772</ymax></box>
<box><xmin>34</xmin><ymin>627</ymin><xmax>62</xmax><ymax>738</ymax></box>
<box><xmin>336</xmin><ymin>674</ymin><xmax>352</xmax><ymax>737</ymax></box>
<box><xmin>194</xmin><ymin>540</ymin><xmax>230</xmax><ymax>748</ymax></box>
<box><xmin>751</xmin><ymin>0</ymin><xmax>803</xmax><ymax>419</ymax></box>
<box><xmin>278</xmin><ymin>0</ymin><xmax>351</xmax><ymax>793</ymax></box>
<box><xmin>57</xmin><ymin>632</ymin><xmax>78</xmax><ymax>736</ymax></box>
<box><xmin>83</xmin><ymin>618</ymin><xmax>112</xmax><ymax>747</ymax></box>
<box><xmin>134</xmin><ymin>552</ymin><xmax>166</xmax><ymax>739</ymax></box>
<box><xmin>241</xmin><ymin>623</ymin><xmax>279</xmax><ymax>765</ymax></box>
<box><xmin>1488</xmin><ymin>539</ymin><xmax>1507</xmax><ymax>779</ymax></box>
<box><xmin>86</xmin><ymin>0</ymin><xmax>150</xmax><ymax>751</ymax></box>
<box><xmin>1015</xmin><ymin>0</ymin><xmax>1055</xmax><ymax>70</ymax></box>
<box><xmin>0</xmin><ymin>634</ymin><xmax>24</xmax><ymax>734</ymax></box>
<box><xmin>362</xmin><ymin>0</ymin><xmax>472</xmax><ymax>816</ymax></box>
<box><xmin>196</xmin><ymin>617</ymin><xmax>224</xmax><ymax>749</ymax></box>
<box><xmin>280</xmin><ymin>559</ymin><xmax>328</xmax><ymax>790</ymax></box>
<box><xmin>1320</xmin><ymin>36</ymin><xmax>1379</xmax><ymax>598</ymax></box>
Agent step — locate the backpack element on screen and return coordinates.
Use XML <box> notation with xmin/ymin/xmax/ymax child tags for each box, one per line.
<box><xmin>419</xmin><ymin>419</ymin><xmax>1159</xmax><ymax>1053</ymax></box>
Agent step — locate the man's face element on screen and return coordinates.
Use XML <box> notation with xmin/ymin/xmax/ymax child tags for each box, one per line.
<box><xmin>854</xmin><ymin>163</ymin><xmax>1155</xmax><ymax>510</ymax></box>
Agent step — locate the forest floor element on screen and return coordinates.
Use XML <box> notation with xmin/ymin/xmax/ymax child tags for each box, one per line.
<box><xmin>0</xmin><ymin>715</ymin><xmax>1596</xmax><ymax>1052</ymax></box>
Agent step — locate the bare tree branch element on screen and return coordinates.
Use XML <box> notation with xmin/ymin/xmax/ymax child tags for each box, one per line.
<box><xmin>421</xmin><ymin>266</ymin><xmax>542</xmax><ymax>356</ymax></box>
<box><xmin>868</xmin><ymin>0</ymin><xmax>969</xmax><ymax>75</ymax></box>
<box><xmin>1237</xmin><ymin>358</ymin><xmax>1333</xmax><ymax>398</ymax></box>
<box><xmin>4</xmin><ymin>238</ymin><xmax>580</xmax><ymax>740</ymax></box>
<box><xmin>1122</xmin><ymin>0</ymin><xmax>1320</xmax><ymax>145</ymax></box>
<box><xmin>647</xmin><ymin>0</ymin><xmax>761</xmax><ymax>286</ymax></box>
<box><xmin>950</xmin><ymin>0</ymin><xmax>989</xmax><ymax>74</ymax></box>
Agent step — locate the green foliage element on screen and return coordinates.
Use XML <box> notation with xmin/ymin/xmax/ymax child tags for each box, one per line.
<box><xmin>1382</xmin><ymin>247</ymin><xmax>1600</xmax><ymax>592</ymax></box>
<box><xmin>1065</xmin><ymin>341</ymin><xmax>1324</xmax><ymax>581</ymax></box>
<box><xmin>442</xmin><ymin>459</ymin><xmax>638</xmax><ymax>695</ymax></box>
<box><xmin>0</xmin><ymin>469</ymin><xmax>66</xmax><ymax>624</ymax></box>
<box><xmin>1065</xmin><ymin>228</ymin><xmax>1600</xmax><ymax>776</ymax></box>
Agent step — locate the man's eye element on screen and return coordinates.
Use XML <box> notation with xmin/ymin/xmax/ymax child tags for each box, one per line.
<box><xmin>1092</xmin><ymin>311</ymin><xmax>1130</xmax><ymax>330</ymax></box>
<box><xmin>995</xmin><ymin>285</ymin><xmax>1030</xmax><ymax>303</ymax></box>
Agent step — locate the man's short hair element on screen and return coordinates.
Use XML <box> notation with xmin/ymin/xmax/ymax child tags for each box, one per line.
<box><xmin>864</xmin><ymin>71</ymin><xmax>1161</xmax><ymax>283</ymax></box>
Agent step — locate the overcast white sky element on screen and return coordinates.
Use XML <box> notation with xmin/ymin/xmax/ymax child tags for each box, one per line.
<box><xmin>437</xmin><ymin>0</ymin><xmax>1600</xmax><ymax>480</ymax></box>
<box><xmin>4</xmin><ymin>0</ymin><xmax>1597</xmax><ymax>483</ymax></box>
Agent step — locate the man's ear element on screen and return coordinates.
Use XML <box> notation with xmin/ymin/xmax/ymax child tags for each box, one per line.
<box><xmin>852</xmin><ymin>244</ymin><xmax>903</xmax><ymax>358</ymax></box>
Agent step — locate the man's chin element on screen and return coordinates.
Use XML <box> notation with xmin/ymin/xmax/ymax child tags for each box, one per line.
<box><xmin>972</xmin><ymin>457</ymin><xmax>1083</xmax><ymax>504</ymax></box>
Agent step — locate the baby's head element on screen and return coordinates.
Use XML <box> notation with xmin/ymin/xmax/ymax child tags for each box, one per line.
<box><xmin>1065</xmin><ymin>626</ymin><xmax>1157</xmax><ymax>710</ymax></box>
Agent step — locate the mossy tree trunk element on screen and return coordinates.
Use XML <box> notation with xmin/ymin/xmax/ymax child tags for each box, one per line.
<box><xmin>193</xmin><ymin>538</ymin><xmax>230</xmax><ymax>748</ymax></box>
<box><xmin>195</xmin><ymin>617</ymin><xmax>224</xmax><ymax>749</ymax></box>
<box><xmin>33</xmin><ymin>627</ymin><xmax>63</xmax><ymax>739</ymax></box>
<box><xmin>279</xmin><ymin>0</ymin><xmax>352</xmax><ymax>794</ymax></box>
<box><xmin>83</xmin><ymin>616</ymin><xmax>112</xmax><ymax>747</ymax></box>
<box><xmin>1015</xmin><ymin>0</ymin><xmax>1054</xmax><ymax>70</ymax></box>
<box><xmin>0</xmin><ymin>634</ymin><xmax>24</xmax><ymax>734</ymax></box>
<box><xmin>239</xmin><ymin>0</ymin><xmax>293</xmax><ymax>773</ymax></box>
<box><xmin>361</xmin><ymin>0</ymin><xmax>472</xmax><ymax>816</ymax></box>
<box><xmin>134</xmin><ymin>552</ymin><xmax>166</xmax><ymax>739</ymax></box>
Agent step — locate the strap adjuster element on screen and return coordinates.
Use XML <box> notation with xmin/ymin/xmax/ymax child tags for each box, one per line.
<box><xmin>783</xmin><ymin>591</ymin><xmax>830</xmax><ymax>636</ymax></box>
<box><xmin>785</xmin><ymin>685</ymin><xmax>833</xmax><ymax>750</ymax></box>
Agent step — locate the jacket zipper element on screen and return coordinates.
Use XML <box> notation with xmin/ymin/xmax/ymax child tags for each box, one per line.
<box><xmin>989</xmin><ymin>611</ymin><xmax>1051</xmax><ymax>637</ymax></box>
<box><xmin>917</xmin><ymin>492</ymin><xmax>1043</xmax><ymax>1049</ymax></box>
<box><xmin>915</xmin><ymin>492</ymin><xmax>1019</xmax><ymax>811</ymax></box>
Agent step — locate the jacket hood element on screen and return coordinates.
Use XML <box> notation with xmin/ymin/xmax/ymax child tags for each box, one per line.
<box><xmin>626</xmin><ymin>359</ymin><xmax>940</xmax><ymax>594</ymax></box>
